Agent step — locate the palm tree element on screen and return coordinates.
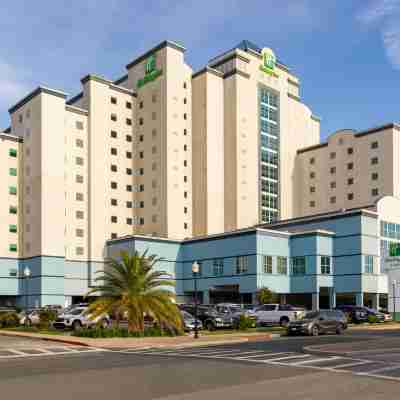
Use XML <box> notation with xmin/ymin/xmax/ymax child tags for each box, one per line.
<box><xmin>86</xmin><ymin>250</ymin><xmax>183</xmax><ymax>334</ymax></box>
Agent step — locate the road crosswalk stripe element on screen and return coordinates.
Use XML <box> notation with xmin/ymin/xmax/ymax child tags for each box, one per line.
<box><xmin>234</xmin><ymin>352</ymin><xmax>296</xmax><ymax>360</ymax></box>
<box><xmin>291</xmin><ymin>356</ymin><xmax>341</xmax><ymax>365</ymax></box>
<box><xmin>265</xmin><ymin>354</ymin><xmax>311</xmax><ymax>362</ymax></box>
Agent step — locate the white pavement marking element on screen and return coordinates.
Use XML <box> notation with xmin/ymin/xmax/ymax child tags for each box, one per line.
<box><xmin>329</xmin><ymin>360</ymin><xmax>374</xmax><ymax>370</ymax></box>
<box><xmin>8</xmin><ymin>349</ymin><xmax>27</xmax><ymax>356</ymax></box>
<box><xmin>234</xmin><ymin>352</ymin><xmax>296</xmax><ymax>360</ymax></box>
<box><xmin>0</xmin><ymin>347</ymin><xmax>103</xmax><ymax>359</ymax></box>
<box><xmin>357</xmin><ymin>364</ymin><xmax>400</xmax><ymax>376</ymax></box>
<box><xmin>291</xmin><ymin>356</ymin><xmax>341</xmax><ymax>365</ymax></box>
<box><xmin>265</xmin><ymin>354</ymin><xmax>311</xmax><ymax>362</ymax></box>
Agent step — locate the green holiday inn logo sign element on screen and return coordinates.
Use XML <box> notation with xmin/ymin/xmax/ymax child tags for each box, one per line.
<box><xmin>137</xmin><ymin>54</ymin><xmax>163</xmax><ymax>89</ymax></box>
<box><xmin>259</xmin><ymin>48</ymin><xmax>278</xmax><ymax>77</ymax></box>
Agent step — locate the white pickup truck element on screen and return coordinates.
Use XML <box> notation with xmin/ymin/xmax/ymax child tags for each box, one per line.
<box><xmin>254</xmin><ymin>304</ymin><xmax>306</xmax><ymax>327</ymax></box>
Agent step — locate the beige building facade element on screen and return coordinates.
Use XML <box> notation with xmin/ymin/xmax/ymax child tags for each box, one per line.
<box><xmin>295</xmin><ymin>123</ymin><xmax>400</xmax><ymax>217</ymax></box>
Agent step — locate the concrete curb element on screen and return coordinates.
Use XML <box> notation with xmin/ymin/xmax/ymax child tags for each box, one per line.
<box><xmin>0</xmin><ymin>330</ymin><xmax>277</xmax><ymax>350</ymax></box>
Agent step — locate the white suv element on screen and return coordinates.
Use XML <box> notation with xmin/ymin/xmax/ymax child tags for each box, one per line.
<box><xmin>53</xmin><ymin>307</ymin><xmax>110</xmax><ymax>331</ymax></box>
<box><xmin>254</xmin><ymin>304</ymin><xmax>306</xmax><ymax>327</ymax></box>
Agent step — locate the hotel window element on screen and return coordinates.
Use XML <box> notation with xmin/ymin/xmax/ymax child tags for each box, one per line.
<box><xmin>18</xmin><ymin>114</ymin><xmax>23</xmax><ymax>123</ymax></box>
<box><xmin>338</xmin><ymin>138</ymin><xmax>344</xmax><ymax>145</ymax></box>
<box><xmin>348</xmin><ymin>193</ymin><xmax>354</xmax><ymax>200</ymax></box>
<box><xmin>183</xmin><ymin>98</ymin><xmax>187</xmax><ymax>104</ymax></box>
<box><xmin>152</xmin><ymin>94</ymin><xmax>157</xmax><ymax>103</ymax></box>
<box><xmin>152</xmin><ymin>162</ymin><xmax>157</xmax><ymax>171</ymax></box>
<box><xmin>139</xmin><ymin>151</ymin><xmax>144</xmax><ymax>159</ymax></box>
<box><xmin>76</xmin><ymin>211</ymin><xmax>84</xmax><ymax>219</ymax></box>
<box><xmin>309</xmin><ymin>186</ymin><xmax>315</xmax><ymax>193</ymax></box>
<box><xmin>371</xmin><ymin>157</ymin><xmax>378</xmax><ymax>165</ymax></box>
<box><xmin>126</xmin><ymin>101</ymin><xmax>132</xmax><ymax>109</ymax></box>
<box><xmin>152</xmin><ymin>215</ymin><xmax>157</xmax><ymax>223</ymax></box>
<box><xmin>111</xmin><ymin>216</ymin><xmax>117</xmax><ymax>223</ymax></box>
<box><xmin>111</xmin><ymin>164</ymin><xmax>117</xmax><ymax>172</ymax></box>
<box><xmin>126</xmin><ymin>185</ymin><xmax>133</xmax><ymax>192</ymax></box>
<box><xmin>277</xmin><ymin>257</ymin><xmax>288</xmax><ymax>275</ymax></box>
<box><xmin>139</xmin><ymin>118</ymin><xmax>143</xmax><ymax>125</ymax></box>
<box><xmin>76</xmin><ymin>193</ymin><xmax>84</xmax><ymax>201</ymax></box>
<box><xmin>152</xmin><ymin>112</ymin><xmax>156</xmax><ymax>120</ymax></box>
<box><xmin>263</xmin><ymin>256</ymin><xmax>273</xmax><ymax>274</ymax></box>
<box><xmin>184</xmin><ymin>129</ymin><xmax>187</xmax><ymax>136</ymax></box>
<box><xmin>183</xmin><ymin>82</ymin><xmax>187</xmax><ymax>89</ymax></box>
<box><xmin>184</xmin><ymin>191</ymin><xmax>187</xmax><ymax>199</ymax></box>
<box><xmin>347</xmin><ymin>162</ymin><xmax>353</xmax><ymax>170</ymax></box>
<box><xmin>152</xmin><ymin>146</ymin><xmax>157</xmax><ymax>154</ymax></box>
<box><xmin>348</xmin><ymin>177</ymin><xmax>354</xmax><ymax>185</ymax></box>
<box><xmin>111</xmin><ymin>233</ymin><xmax>117</xmax><ymax>239</ymax></box>
<box><xmin>184</xmin><ymin>223</ymin><xmax>188</xmax><ymax>229</ymax></box>
<box><xmin>9</xmin><ymin>168</ymin><xmax>17</xmax><ymax>176</ymax></box>
<box><xmin>152</xmin><ymin>128</ymin><xmax>157</xmax><ymax>138</ymax></box>
<box><xmin>9</xmin><ymin>186</ymin><xmax>17</xmax><ymax>195</ymax></box>
<box><xmin>213</xmin><ymin>259</ymin><xmax>224</xmax><ymax>276</ymax></box>
<box><xmin>127</xmin><ymin>218</ymin><xmax>133</xmax><ymax>225</ymax></box>
<box><xmin>139</xmin><ymin>135</ymin><xmax>144</xmax><ymax>142</ymax></box>
<box><xmin>330</xmin><ymin>196</ymin><xmax>336</xmax><ymax>204</ymax></box>
<box><xmin>309</xmin><ymin>157</ymin><xmax>315</xmax><ymax>165</ymax></box>
<box><xmin>292</xmin><ymin>257</ymin><xmax>306</xmax><ymax>275</ymax></box>
<box><xmin>184</xmin><ymin>176</ymin><xmax>187</xmax><ymax>183</ymax></box>
<box><xmin>310</xmin><ymin>172</ymin><xmax>315</xmax><ymax>179</ymax></box>
<box><xmin>139</xmin><ymin>168</ymin><xmax>144</xmax><ymax>175</ymax></box>
<box><xmin>26</xmin><ymin>186</ymin><xmax>31</xmax><ymax>195</ymax></box>
<box><xmin>309</xmin><ymin>201</ymin><xmax>315</xmax><ymax>207</ymax></box>
<box><xmin>76</xmin><ymin>175</ymin><xmax>84</xmax><ymax>183</ymax></box>
<box><xmin>111</xmin><ymin>199</ymin><xmax>117</xmax><ymax>206</ymax></box>
<box><xmin>347</xmin><ymin>147</ymin><xmax>354</xmax><ymax>155</ymax></box>
<box><xmin>184</xmin><ymin>207</ymin><xmax>188</xmax><ymax>214</ymax></box>
<box><xmin>183</xmin><ymin>113</ymin><xmax>187</xmax><ymax>120</ymax></box>
<box><xmin>126</xmin><ymin>201</ymin><xmax>132</xmax><ymax>208</ymax></box>
<box><xmin>330</xmin><ymin>181</ymin><xmax>336</xmax><ymax>189</ymax></box>
<box><xmin>126</xmin><ymin>118</ymin><xmax>132</xmax><ymax>126</ymax></box>
<box><xmin>152</xmin><ymin>197</ymin><xmax>157</xmax><ymax>206</ymax></box>
<box><xmin>321</xmin><ymin>256</ymin><xmax>331</xmax><ymax>274</ymax></box>
<box><xmin>140</xmin><ymin>217</ymin><xmax>144</xmax><ymax>225</ymax></box>
<box><xmin>184</xmin><ymin>144</ymin><xmax>187</xmax><ymax>151</ymax></box>
<box><xmin>111</xmin><ymin>114</ymin><xmax>117</xmax><ymax>122</ymax></box>
<box><xmin>126</xmin><ymin>151</ymin><xmax>132</xmax><ymax>159</ymax></box>
<box><xmin>111</xmin><ymin>182</ymin><xmax>117</xmax><ymax>189</ymax></box>
<box><xmin>111</xmin><ymin>97</ymin><xmax>117</xmax><ymax>104</ymax></box>
<box><xmin>76</xmin><ymin>247</ymin><xmax>84</xmax><ymax>255</ymax></box>
<box><xmin>139</xmin><ymin>184</ymin><xmax>144</xmax><ymax>192</ymax></box>
<box><xmin>140</xmin><ymin>201</ymin><xmax>144</xmax><ymax>208</ymax></box>
<box><xmin>111</xmin><ymin>148</ymin><xmax>117</xmax><ymax>155</ymax></box>
<box><xmin>184</xmin><ymin>160</ymin><xmax>187</xmax><ymax>167</ymax></box>
<box><xmin>236</xmin><ymin>256</ymin><xmax>248</xmax><ymax>274</ymax></box>
<box><xmin>372</xmin><ymin>188</ymin><xmax>379</xmax><ymax>196</ymax></box>
<box><xmin>111</xmin><ymin>130</ymin><xmax>117</xmax><ymax>138</ymax></box>
<box><xmin>76</xmin><ymin>229</ymin><xmax>84</xmax><ymax>237</ymax></box>
<box><xmin>139</xmin><ymin>101</ymin><xmax>143</xmax><ymax>109</ymax></box>
<box><xmin>371</xmin><ymin>141</ymin><xmax>378</xmax><ymax>149</ymax></box>
<box><xmin>9</xmin><ymin>244</ymin><xmax>17</xmax><ymax>252</ymax></box>
<box><xmin>330</xmin><ymin>167</ymin><xmax>336</xmax><ymax>174</ymax></box>
<box><xmin>330</xmin><ymin>152</ymin><xmax>336</xmax><ymax>159</ymax></box>
<box><xmin>152</xmin><ymin>180</ymin><xmax>157</xmax><ymax>189</ymax></box>
<box><xmin>9</xmin><ymin>224</ymin><xmax>17</xmax><ymax>233</ymax></box>
<box><xmin>364</xmin><ymin>255</ymin><xmax>374</xmax><ymax>274</ymax></box>
<box><xmin>9</xmin><ymin>148</ymin><xmax>17</xmax><ymax>157</ymax></box>
<box><xmin>9</xmin><ymin>206</ymin><xmax>17</xmax><ymax>214</ymax></box>
<box><xmin>126</xmin><ymin>168</ymin><xmax>132</xmax><ymax>175</ymax></box>
<box><xmin>372</xmin><ymin>172</ymin><xmax>378</xmax><ymax>180</ymax></box>
<box><xmin>76</xmin><ymin>121</ymin><xmax>84</xmax><ymax>130</ymax></box>
<box><xmin>126</xmin><ymin>134</ymin><xmax>132</xmax><ymax>142</ymax></box>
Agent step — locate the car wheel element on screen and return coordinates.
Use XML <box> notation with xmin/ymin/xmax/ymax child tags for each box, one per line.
<box><xmin>311</xmin><ymin>325</ymin><xmax>319</xmax><ymax>336</ymax></box>
<box><xmin>72</xmin><ymin>320</ymin><xmax>82</xmax><ymax>331</ymax></box>
<box><xmin>280</xmin><ymin>317</ymin><xmax>289</xmax><ymax>327</ymax></box>
<box><xmin>205</xmin><ymin>321</ymin><xmax>216</xmax><ymax>331</ymax></box>
<box><xmin>336</xmin><ymin>324</ymin><xmax>344</xmax><ymax>335</ymax></box>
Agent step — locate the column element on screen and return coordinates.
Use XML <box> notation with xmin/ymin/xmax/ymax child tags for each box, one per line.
<box><xmin>203</xmin><ymin>290</ymin><xmax>210</xmax><ymax>305</ymax></box>
<box><xmin>355</xmin><ymin>292</ymin><xmax>364</xmax><ymax>307</ymax></box>
<box><xmin>372</xmin><ymin>293</ymin><xmax>380</xmax><ymax>310</ymax></box>
<box><xmin>329</xmin><ymin>288</ymin><xmax>336</xmax><ymax>309</ymax></box>
<box><xmin>312</xmin><ymin>292</ymin><xmax>319</xmax><ymax>310</ymax></box>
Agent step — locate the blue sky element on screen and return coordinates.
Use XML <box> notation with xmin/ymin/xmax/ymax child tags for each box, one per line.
<box><xmin>0</xmin><ymin>0</ymin><xmax>399</xmax><ymax>140</ymax></box>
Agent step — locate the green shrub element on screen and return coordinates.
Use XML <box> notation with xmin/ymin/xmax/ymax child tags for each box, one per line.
<box><xmin>234</xmin><ymin>315</ymin><xmax>254</xmax><ymax>331</ymax></box>
<box><xmin>367</xmin><ymin>314</ymin><xmax>378</xmax><ymax>324</ymax></box>
<box><xmin>38</xmin><ymin>309</ymin><xmax>57</xmax><ymax>329</ymax></box>
<box><xmin>0</xmin><ymin>312</ymin><xmax>20</xmax><ymax>328</ymax></box>
<box><xmin>73</xmin><ymin>326</ymin><xmax>182</xmax><ymax>338</ymax></box>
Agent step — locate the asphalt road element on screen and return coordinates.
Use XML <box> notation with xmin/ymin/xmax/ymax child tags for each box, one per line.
<box><xmin>1</xmin><ymin>330</ymin><xmax>400</xmax><ymax>399</ymax></box>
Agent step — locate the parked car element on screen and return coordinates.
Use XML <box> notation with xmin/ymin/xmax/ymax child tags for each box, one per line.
<box><xmin>364</xmin><ymin>307</ymin><xmax>386</xmax><ymax>322</ymax></box>
<box><xmin>254</xmin><ymin>304</ymin><xmax>306</xmax><ymax>327</ymax></box>
<box><xmin>181</xmin><ymin>310</ymin><xmax>203</xmax><ymax>332</ymax></box>
<box><xmin>19</xmin><ymin>309</ymin><xmax>41</xmax><ymax>326</ymax></box>
<box><xmin>53</xmin><ymin>307</ymin><xmax>110</xmax><ymax>331</ymax></box>
<box><xmin>335</xmin><ymin>305</ymin><xmax>368</xmax><ymax>323</ymax></box>
<box><xmin>379</xmin><ymin>309</ymin><xmax>393</xmax><ymax>322</ymax></box>
<box><xmin>287</xmin><ymin>310</ymin><xmax>347</xmax><ymax>336</ymax></box>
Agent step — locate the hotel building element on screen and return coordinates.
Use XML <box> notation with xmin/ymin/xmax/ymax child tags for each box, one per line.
<box><xmin>0</xmin><ymin>39</ymin><xmax>397</xmax><ymax>308</ymax></box>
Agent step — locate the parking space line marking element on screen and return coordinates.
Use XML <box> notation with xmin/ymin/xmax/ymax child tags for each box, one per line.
<box><xmin>357</xmin><ymin>364</ymin><xmax>400</xmax><ymax>376</ymax></box>
<box><xmin>234</xmin><ymin>352</ymin><xmax>296</xmax><ymax>360</ymax></box>
<box><xmin>8</xmin><ymin>349</ymin><xmax>27</xmax><ymax>356</ymax></box>
<box><xmin>330</xmin><ymin>360</ymin><xmax>374</xmax><ymax>370</ymax></box>
<box><xmin>266</xmin><ymin>354</ymin><xmax>311</xmax><ymax>362</ymax></box>
<box><xmin>291</xmin><ymin>356</ymin><xmax>340</xmax><ymax>365</ymax></box>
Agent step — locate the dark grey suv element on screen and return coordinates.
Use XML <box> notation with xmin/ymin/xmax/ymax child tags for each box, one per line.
<box><xmin>287</xmin><ymin>310</ymin><xmax>347</xmax><ymax>336</ymax></box>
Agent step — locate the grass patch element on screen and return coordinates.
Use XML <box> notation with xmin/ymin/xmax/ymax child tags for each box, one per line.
<box><xmin>73</xmin><ymin>326</ymin><xmax>183</xmax><ymax>338</ymax></box>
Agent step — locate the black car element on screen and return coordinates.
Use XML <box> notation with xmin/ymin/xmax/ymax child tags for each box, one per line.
<box><xmin>335</xmin><ymin>305</ymin><xmax>368</xmax><ymax>323</ymax></box>
<box><xmin>287</xmin><ymin>310</ymin><xmax>347</xmax><ymax>336</ymax></box>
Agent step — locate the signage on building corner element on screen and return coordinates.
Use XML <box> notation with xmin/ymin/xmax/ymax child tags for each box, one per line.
<box><xmin>260</xmin><ymin>48</ymin><xmax>278</xmax><ymax>78</ymax></box>
<box><xmin>137</xmin><ymin>54</ymin><xmax>163</xmax><ymax>89</ymax></box>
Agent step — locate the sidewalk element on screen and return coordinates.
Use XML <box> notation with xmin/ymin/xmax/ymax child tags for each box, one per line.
<box><xmin>0</xmin><ymin>329</ymin><xmax>276</xmax><ymax>349</ymax></box>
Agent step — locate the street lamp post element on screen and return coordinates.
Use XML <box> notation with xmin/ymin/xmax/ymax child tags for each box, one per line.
<box><xmin>23</xmin><ymin>267</ymin><xmax>31</xmax><ymax>312</ymax></box>
<box><xmin>393</xmin><ymin>280</ymin><xmax>397</xmax><ymax>322</ymax></box>
<box><xmin>192</xmin><ymin>261</ymin><xmax>200</xmax><ymax>339</ymax></box>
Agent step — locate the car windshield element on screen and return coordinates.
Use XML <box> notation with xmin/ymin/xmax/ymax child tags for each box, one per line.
<box><xmin>302</xmin><ymin>311</ymin><xmax>319</xmax><ymax>319</ymax></box>
<box><xmin>69</xmin><ymin>308</ymin><xmax>84</xmax><ymax>315</ymax></box>
<box><xmin>181</xmin><ymin>311</ymin><xmax>193</xmax><ymax>319</ymax></box>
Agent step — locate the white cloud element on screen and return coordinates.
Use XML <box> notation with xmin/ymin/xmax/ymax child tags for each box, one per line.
<box><xmin>0</xmin><ymin>61</ymin><xmax>30</xmax><ymax>107</ymax></box>
<box><xmin>358</xmin><ymin>0</ymin><xmax>400</xmax><ymax>69</ymax></box>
